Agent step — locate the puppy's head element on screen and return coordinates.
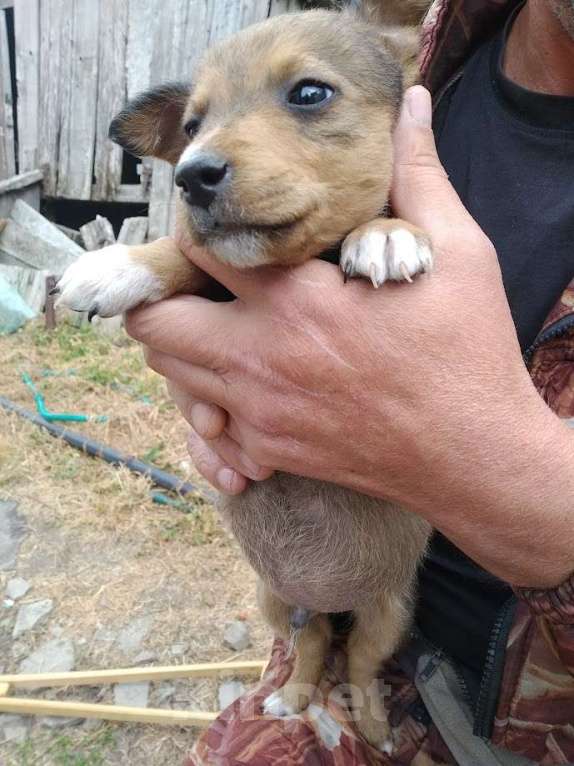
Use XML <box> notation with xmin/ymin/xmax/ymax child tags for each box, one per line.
<box><xmin>110</xmin><ymin>9</ymin><xmax>420</xmax><ymax>267</ymax></box>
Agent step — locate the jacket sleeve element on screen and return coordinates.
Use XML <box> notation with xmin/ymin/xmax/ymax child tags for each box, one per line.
<box><xmin>515</xmin><ymin>572</ymin><xmax>574</xmax><ymax>674</ymax></box>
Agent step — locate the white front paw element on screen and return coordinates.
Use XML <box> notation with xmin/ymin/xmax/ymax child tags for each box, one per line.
<box><xmin>55</xmin><ymin>244</ymin><xmax>164</xmax><ymax>320</ymax></box>
<box><xmin>262</xmin><ymin>690</ymin><xmax>297</xmax><ymax>718</ymax></box>
<box><xmin>341</xmin><ymin>226</ymin><xmax>432</xmax><ymax>288</ymax></box>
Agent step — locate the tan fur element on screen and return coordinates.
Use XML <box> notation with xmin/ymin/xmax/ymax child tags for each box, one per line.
<box><xmin>105</xmin><ymin>4</ymin><xmax>433</xmax><ymax>749</ymax></box>
<box><xmin>126</xmin><ymin>236</ymin><xmax>208</xmax><ymax>295</ymax></box>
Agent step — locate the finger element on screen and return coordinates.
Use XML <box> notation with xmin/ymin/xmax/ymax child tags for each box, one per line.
<box><xmin>391</xmin><ymin>86</ymin><xmax>487</xmax><ymax>243</ymax></box>
<box><xmin>144</xmin><ymin>347</ymin><xmax>229</xmax><ymax>409</ymax></box>
<box><xmin>175</xmin><ymin>230</ymin><xmax>281</xmax><ymax>301</ymax></box>
<box><xmin>126</xmin><ymin>294</ymin><xmax>238</xmax><ymax>370</ymax></box>
<box><xmin>167</xmin><ymin>382</ymin><xmax>228</xmax><ymax>440</ymax></box>
<box><xmin>187</xmin><ymin>428</ymin><xmax>248</xmax><ymax>495</ymax></box>
<box><xmin>206</xmin><ymin>430</ymin><xmax>274</xmax><ymax>482</ymax></box>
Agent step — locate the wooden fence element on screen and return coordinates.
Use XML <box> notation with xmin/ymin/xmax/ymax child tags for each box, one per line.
<box><xmin>0</xmin><ymin>0</ymin><xmax>301</xmax><ymax>237</ymax></box>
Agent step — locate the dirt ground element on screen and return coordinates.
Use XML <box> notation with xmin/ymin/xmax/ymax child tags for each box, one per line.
<box><xmin>0</xmin><ymin>318</ymin><xmax>271</xmax><ymax>765</ymax></box>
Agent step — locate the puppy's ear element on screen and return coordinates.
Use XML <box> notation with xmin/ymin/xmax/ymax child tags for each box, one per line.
<box><xmin>109</xmin><ymin>83</ymin><xmax>190</xmax><ymax>165</ymax></box>
<box><xmin>379</xmin><ymin>27</ymin><xmax>421</xmax><ymax>88</ymax></box>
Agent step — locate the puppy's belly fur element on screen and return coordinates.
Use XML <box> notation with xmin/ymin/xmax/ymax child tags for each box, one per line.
<box><xmin>220</xmin><ymin>473</ymin><xmax>431</xmax><ymax>614</ymax></box>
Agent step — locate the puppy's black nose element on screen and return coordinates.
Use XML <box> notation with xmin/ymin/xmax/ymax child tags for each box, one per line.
<box><xmin>175</xmin><ymin>153</ymin><xmax>230</xmax><ymax>209</ymax></box>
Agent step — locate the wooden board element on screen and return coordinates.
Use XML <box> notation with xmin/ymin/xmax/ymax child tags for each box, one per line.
<box><xmin>0</xmin><ymin>220</ymin><xmax>78</xmax><ymax>275</ymax></box>
<box><xmin>0</xmin><ymin>11</ymin><xmax>16</xmax><ymax>180</ymax></box>
<box><xmin>38</xmin><ymin>0</ymin><xmax>66</xmax><ymax>196</ymax></box>
<box><xmin>93</xmin><ymin>0</ymin><xmax>129</xmax><ymax>200</ymax></box>
<box><xmin>14</xmin><ymin>0</ymin><xmax>40</xmax><ymax>174</ymax></box>
<box><xmin>56</xmin><ymin>0</ymin><xmax>100</xmax><ymax>199</ymax></box>
<box><xmin>10</xmin><ymin>199</ymin><xmax>84</xmax><ymax>256</ymax></box>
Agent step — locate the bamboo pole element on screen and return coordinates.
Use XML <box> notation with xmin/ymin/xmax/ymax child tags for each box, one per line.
<box><xmin>0</xmin><ymin>697</ymin><xmax>218</xmax><ymax>727</ymax></box>
<box><xmin>0</xmin><ymin>660</ymin><xmax>266</xmax><ymax>690</ymax></box>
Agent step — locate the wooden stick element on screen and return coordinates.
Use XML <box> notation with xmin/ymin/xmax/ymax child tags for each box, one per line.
<box><xmin>0</xmin><ymin>683</ymin><xmax>10</xmax><ymax>696</ymax></box>
<box><xmin>0</xmin><ymin>697</ymin><xmax>218</xmax><ymax>727</ymax></box>
<box><xmin>45</xmin><ymin>274</ymin><xmax>57</xmax><ymax>330</ymax></box>
<box><xmin>0</xmin><ymin>660</ymin><xmax>266</xmax><ymax>690</ymax></box>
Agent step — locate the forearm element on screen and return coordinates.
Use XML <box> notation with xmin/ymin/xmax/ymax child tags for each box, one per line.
<box><xmin>408</xmin><ymin>392</ymin><xmax>574</xmax><ymax>589</ymax></box>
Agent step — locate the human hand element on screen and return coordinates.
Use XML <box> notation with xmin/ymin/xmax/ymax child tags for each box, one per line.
<box><xmin>127</xmin><ymin>86</ymin><xmax>574</xmax><ymax>586</ymax></box>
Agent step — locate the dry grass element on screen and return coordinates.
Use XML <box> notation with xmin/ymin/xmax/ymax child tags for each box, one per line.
<box><xmin>0</xmin><ymin>318</ymin><xmax>271</xmax><ymax>765</ymax></box>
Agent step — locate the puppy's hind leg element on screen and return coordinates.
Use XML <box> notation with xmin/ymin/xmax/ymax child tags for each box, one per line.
<box><xmin>347</xmin><ymin>593</ymin><xmax>412</xmax><ymax>753</ymax></box>
<box><xmin>258</xmin><ymin>581</ymin><xmax>331</xmax><ymax>717</ymax></box>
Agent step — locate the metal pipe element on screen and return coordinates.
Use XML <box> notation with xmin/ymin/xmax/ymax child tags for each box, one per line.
<box><xmin>0</xmin><ymin>396</ymin><xmax>197</xmax><ymax>496</ymax></box>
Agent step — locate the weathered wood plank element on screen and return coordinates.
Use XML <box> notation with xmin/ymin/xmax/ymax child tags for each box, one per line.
<box><xmin>38</xmin><ymin>0</ymin><xmax>66</xmax><ymax>196</ymax></box>
<box><xmin>118</xmin><ymin>217</ymin><xmax>148</xmax><ymax>245</ymax></box>
<box><xmin>79</xmin><ymin>216</ymin><xmax>115</xmax><ymax>251</ymax></box>
<box><xmin>0</xmin><ymin>11</ymin><xmax>16</xmax><ymax>180</ymax></box>
<box><xmin>93</xmin><ymin>0</ymin><xmax>129</xmax><ymax>200</ymax></box>
<box><xmin>126</xmin><ymin>0</ymin><xmax>160</xmax><ymax>100</ymax></box>
<box><xmin>56</xmin><ymin>225</ymin><xmax>84</xmax><ymax>247</ymax></box>
<box><xmin>57</xmin><ymin>0</ymin><xmax>100</xmax><ymax>199</ymax></box>
<box><xmin>0</xmin><ymin>170</ymin><xmax>43</xmax><ymax>196</ymax></box>
<box><xmin>14</xmin><ymin>0</ymin><xmax>40</xmax><ymax>174</ymax></box>
<box><xmin>0</xmin><ymin>264</ymin><xmax>48</xmax><ymax>313</ymax></box>
<box><xmin>147</xmin><ymin>0</ymin><xmax>271</xmax><ymax>238</ymax></box>
<box><xmin>0</xmin><ymin>220</ymin><xmax>78</xmax><ymax>275</ymax></box>
<box><xmin>10</xmin><ymin>200</ymin><xmax>84</xmax><ymax>256</ymax></box>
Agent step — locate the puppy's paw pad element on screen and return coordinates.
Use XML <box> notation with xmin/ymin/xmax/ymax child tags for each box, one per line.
<box><xmin>56</xmin><ymin>244</ymin><xmax>164</xmax><ymax>319</ymax></box>
<box><xmin>262</xmin><ymin>690</ymin><xmax>297</xmax><ymax>718</ymax></box>
<box><xmin>341</xmin><ymin>224</ymin><xmax>432</xmax><ymax>288</ymax></box>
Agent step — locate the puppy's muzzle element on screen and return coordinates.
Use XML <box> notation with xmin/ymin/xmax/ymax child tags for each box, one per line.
<box><xmin>175</xmin><ymin>152</ymin><xmax>230</xmax><ymax>209</ymax></box>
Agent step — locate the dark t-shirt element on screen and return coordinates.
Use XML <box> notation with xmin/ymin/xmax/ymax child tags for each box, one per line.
<box><xmin>416</xmin><ymin>8</ymin><xmax>574</xmax><ymax>683</ymax></box>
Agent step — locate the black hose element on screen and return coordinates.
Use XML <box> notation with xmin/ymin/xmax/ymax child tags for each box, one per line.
<box><xmin>0</xmin><ymin>396</ymin><xmax>197</xmax><ymax>496</ymax></box>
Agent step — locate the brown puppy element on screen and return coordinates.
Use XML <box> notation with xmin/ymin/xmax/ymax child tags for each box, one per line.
<box><xmin>57</xmin><ymin>2</ymin><xmax>432</xmax><ymax>751</ymax></box>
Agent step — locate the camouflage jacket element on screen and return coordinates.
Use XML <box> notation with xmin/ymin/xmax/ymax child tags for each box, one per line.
<box><xmin>188</xmin><ymin>2</ymin><xmax>574</xmax><ymax>764</ymax></box>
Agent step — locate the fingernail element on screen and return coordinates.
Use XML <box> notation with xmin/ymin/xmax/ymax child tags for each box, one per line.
<box><xmin>217</xmin><ymin>467</ymin><xmax>240</xmax><ymax>493</ymax></box>
<box><xmin>406</xmin><ymin>86</ymin><xmax>432</xmax><ymax>128</ymax></box>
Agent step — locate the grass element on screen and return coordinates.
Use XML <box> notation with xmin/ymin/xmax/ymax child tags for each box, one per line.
<box><xmin>13</xmin><ymin>728</ymin><xmax>115</xmax><ymax>766</ymax></box>
<box><xmin>0</xmin><ymin>317</ymin><xmax>270</xmax><ymax>766</ymax></box>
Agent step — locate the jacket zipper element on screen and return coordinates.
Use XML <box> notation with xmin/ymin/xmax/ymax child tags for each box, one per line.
<box><xmin>474</xmin><ymin>597</ymin><xmax>517</xmax><ymax>739</ymax></box>
<box><xmin>523</xmin><ymin>313</ymin><xmax>574</xmax><ymax>365</ymax></box>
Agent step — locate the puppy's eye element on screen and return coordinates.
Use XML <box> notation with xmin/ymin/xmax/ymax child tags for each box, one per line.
<box><xmin>288</xmin><ymin>81</ymin><xmax>334</xmax><ymax>108</ymax></box>
<box><xmin>184</xmin><ymin>118</ymin><xmax>201</xmax><ymax>139</ymax></box>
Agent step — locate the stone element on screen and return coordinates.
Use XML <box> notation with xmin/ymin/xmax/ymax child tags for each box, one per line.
<box><xmin>3</xmin><ymin>598</ymin><xmax>14</xmax><ymax>608</ymax></box>
<box><xmin>116</xmin><ymin>615</ymin><xmax>154</xmax><ymax>655</ymax></box>
<box><xmin>39</xmin><ymin>716</ymin><xmax>83</xmax><ymax>729</ymax></box>
<box><xmin>0</xmin><ymin>499</ymin><xmax>27</xmax><ymax>570</ymax></box>
<box><xmin>13</xmin><ymin>598</ymin><xmax>54</xmax><ymax>638</ymax></box>
<box><xmin>19</xmin><ymin>638</ymin><xmax>75</xmax><ymax>675</ymax></box>
<box><xmin>0</xmin><ymin>714</ymin><xmax>30</xmax><ymax>743</ymax></box>
<box><xmin>169</xmin><ymin>642</ymin><xmax>188</xmax><ymax>657</ymax></box>
<box><xmin>133</xmin><ymin>650</ymin><xmax>158</xmax><ymax>665</ymax></box>
<box><xmin>5</xmin><ymin>577</ymin><xmax>30</xmax><ymax>600</ymax></box>
<box><xmin>113</xmin><ymin>682</ymin><xmax>150</xmax><ymax>708</ymax></box>
<box><xmin>156</xmin><ymin>682</ymin><xmax>175</xmax><ymax>705</ymax></box>
<box><xmin>223</xmin><ymin>620</ymin><xmax>251</xmax><ymax>652</ymax></box>
<box><xmin>218</xmin><ymin>680</ymin><xmax>246</xmax><ymax>711</ymax></box>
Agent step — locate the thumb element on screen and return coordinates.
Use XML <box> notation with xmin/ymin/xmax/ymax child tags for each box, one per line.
<box><xmin>391</xmin><ymin>86</ymin><xmax>482</xmax><ymax>241</ymax></box>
